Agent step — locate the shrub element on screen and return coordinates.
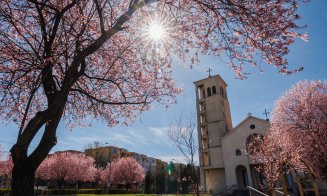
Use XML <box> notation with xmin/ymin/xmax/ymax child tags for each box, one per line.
<box><xmin>35</xmin><ymin>188</ymin><xmax>102</xmax><ymax>195</ymax></box>
<box><xmin>0</xmin><ymin>188</ymin><xmax>10</xmax><ymax>196</ymax></box>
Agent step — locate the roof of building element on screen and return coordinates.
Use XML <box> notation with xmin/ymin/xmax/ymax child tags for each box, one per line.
<box><xmin>222</xmin><ymin>115</ymin><xmax>270</xmax><ymax>140</ymax></box>
<box><xmin>193</xmin><ymin>74</ymin><xmax>228</xmax><ymax>87</ymax></box>
<box><xmin>85</xmin><ymin>145</ymin><xmax>161</xmax><ymax>162</ymax></box>
<box><xmin>53</xmin><ymin>150</ymin><xmax>84</xmax><ymax>155</ymax></box>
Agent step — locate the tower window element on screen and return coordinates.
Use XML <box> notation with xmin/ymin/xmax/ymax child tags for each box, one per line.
<box><xmin>212</xmin><ymin>86</ymin><xmax>217</xmax><ymax>94</ymax></box>
<box><xmin>207</xmin><ymin>87</ymin><xmax>212</xmax><ymax>97</ymax></box>
<box><xmin>197</xmin><ymin>85</ymin><xmax>205</xmax><ymax>99</ymax></box>
<box><xmin>220</xmin><ymin>86</ymin><xmax>224</xmax><ymax>95</ymax></box>
<box><xmin>236</xmin><ymin>149</ymin><xmax>241</xmax><ymax>156</ymax></box>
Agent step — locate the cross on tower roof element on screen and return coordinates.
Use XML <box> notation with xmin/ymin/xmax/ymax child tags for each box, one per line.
<box><xmin>247</xmin><ymin>112</ymin><xmax>252</xmax><ymax>116</ymax></box>
<box><xmin>207</xmin><ymin>68</ymin><xmax>212</xmax><ymax>77</ymax></box>
<box><xmin>263</xmin><ymin>109</ymin><xmax>270</xmax><ymax>120</ymax></box>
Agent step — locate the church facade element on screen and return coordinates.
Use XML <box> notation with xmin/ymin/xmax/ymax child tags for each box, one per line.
<box><xmin>222</xmin><ymin>116</ymin><xmax>269</xmax><ymax>190</ymax></box>
<box><xmin>194</xmin><ymin>75</ymin><xmax>284</xmax><ymax>194</ymax></box>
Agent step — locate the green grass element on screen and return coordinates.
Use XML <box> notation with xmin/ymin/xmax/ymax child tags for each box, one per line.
<box><xmin>72</xmin><ymin>194</ymin><xmax>210</xmax><ymax>196</ymax></box>
<box><xmin>78</xmin><ymin>194</ymin><xmax>209</xmax><ymax>196</ymax></box>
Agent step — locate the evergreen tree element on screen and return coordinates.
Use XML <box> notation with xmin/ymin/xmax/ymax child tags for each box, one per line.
<box><xmin>144</xmin><ymin>170</ymin><xmax>153</xmax><ymax>194</ymax></box>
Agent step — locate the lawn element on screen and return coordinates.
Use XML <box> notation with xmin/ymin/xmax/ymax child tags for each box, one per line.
<box><xmin>69</xmin><ymin>194</ymin><xmax>210</xmax><ymax>196</ymax></box>
<box><xmin>78</xmin><ymin>194</ymin><xmax>210</xmax><ymax>196</ymax></box>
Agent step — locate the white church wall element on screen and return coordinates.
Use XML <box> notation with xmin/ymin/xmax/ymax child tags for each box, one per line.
<box><xmin>222</xmin><ymin>117</ymin><xmax>270</xmax><ymax>188</ymax></box>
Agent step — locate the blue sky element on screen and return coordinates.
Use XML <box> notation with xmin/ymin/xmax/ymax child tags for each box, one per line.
<box><xmin>1</xmin><ymin>0</ymin><xmax>326</xmax><ymax>164</ymax></box>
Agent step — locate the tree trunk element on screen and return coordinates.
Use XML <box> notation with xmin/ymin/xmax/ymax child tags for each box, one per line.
<box><xmin>191</xmin><ymin>165</ymin><xmax>200</xmax><ymax>196</ymax></box>
<box><xmin>296</xmin><ymin>174</ymin><xmax>304</xmax><ymax>196</ymax></box>
<box><xmin>280</xmin><ymin>175</ymin><xmax>288</xmax><ymax>196</ymax></box>
<box><xmin>11</xmin><ymin>161</ymin><xmax>35</xmax><ymax>196</ymax></box>
<box><xmin>10</xmin><ymin>107</ymin><xmax>63</xmax><ymax>196</ymax></box>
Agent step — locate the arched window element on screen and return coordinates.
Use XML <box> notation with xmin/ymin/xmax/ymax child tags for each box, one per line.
<box><xmin>212</xmin><ymin>86</ymin><xmax>217</xmax><ymax>94</ymax></box>
<box><xmin>235</xmin><ymin>149</ymin><xmax>241</xmax><ymax>156</ymax></box>
<box><xmin>207</xmin><ymin>87</ymin><xmax>212</xmax><ymax>97</ymax></box>
<box><xmin>220</xmin><ymin>86</ymin><xmax>224</xmax><ymax>95</ymax></box>
<box><xmin>202</xmin><ymin>89</ymin><xmax>205</xmax><ymax>98</ymax></box>
<box><xmin>246</xmin><ymin>133</ymin><xmax>264</xmax><ymax>155</ymax></box>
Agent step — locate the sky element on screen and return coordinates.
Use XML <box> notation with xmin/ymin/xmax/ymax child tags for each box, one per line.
<box><xmin>0</xmin><ymin>0</ymin><xmax>326</xmax><ymax>164</ymax></box>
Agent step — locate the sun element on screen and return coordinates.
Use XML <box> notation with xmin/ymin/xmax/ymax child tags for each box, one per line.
<box><xmin>148</xmin><ymin>21</ymin><xmax>166</xmax><ymax>42</ymax></box>
<box><xmin>140</xmin><ymin>13</ymin><xmax>179</xmax><ymax>54</ymax></box>
<box><xmin>142</xmin><ymin>15</ymin><xmax>172</xmax><ymax>47</ymax></box>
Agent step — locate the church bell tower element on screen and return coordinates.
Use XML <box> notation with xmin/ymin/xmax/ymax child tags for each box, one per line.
<box><xmin>194</xmin><ymin>74</ymin><xmax>232</xmax><ymax>193</ymax></box>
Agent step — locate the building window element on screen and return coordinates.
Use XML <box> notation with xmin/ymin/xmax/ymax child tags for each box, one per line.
<box><xmin>207</xmin><ymin>87</ymin><xmax>212</xmax><ymax>96</ymax></box>
<box><xmin>212</xmin><ymin>86</ymin><xmax>217</xmax><ymax>94</ymax></box>
<box><xmin>197</xmin><ymin>85</ymin><xmax>205</xmax><ymax>99</ymax></box>
<box><xmin>236</xmin><ymin>149</ymin><xmax>241</xmax><ymax>156</ymax></box>
<box><xmin>220</xmin><ymin>86</ymin><xmax>224</xmax><ymax>95</ymax></box>
<box><xmin>246</xmin><ymin>133</ymin><xmax>264</xmax><ymax>155</ymax></box>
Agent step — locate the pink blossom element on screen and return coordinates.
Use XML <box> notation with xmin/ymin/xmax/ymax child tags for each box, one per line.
<box><xmin>250</xmin><ymin>81</ymin><xmax>327</xmax><ymax>187</ymax></box>
<box><xmin>36</xmin><ymin>152</ymin><xmax>97</xmax><ymax>183</ymax></box>
<box><xmin>100</xmin><ymin>157</ymin><xmax>145</xmax><ymax>188</ymax></box>
<box><xmin>0</xmin><ymin>156</ymin><xmax>13</xmax><ymax>181</ymax></box>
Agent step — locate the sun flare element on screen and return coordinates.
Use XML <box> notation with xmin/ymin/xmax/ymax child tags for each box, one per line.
<box><xmin>140</xmin><ymin>13</ymin><xmax>180</xmax><ymax>55</ymax></box>
<box><xmin>142</xmin><ymin>14</ymin><xmax>174</xmax><ymax>48</ymax></box>
<box><xmin>148</xmin><ymin>22</ymin><xmax>165</xmax><ymax>42</ymax></box>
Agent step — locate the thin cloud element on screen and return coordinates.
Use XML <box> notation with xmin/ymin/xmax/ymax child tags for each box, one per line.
<box><xmin>127</xmin><ymin>129</ymin><xmax>149</xmax><ymax>145</ymax></box>
<box><xmin>150</xmin><ymin>127</ymin><xmax>168</xmax><ymax>137</ymax></box>
<box><xmin>110</xmin><ymin>133</ymin><xmax>136</xmax><ymax>145</ymax></box>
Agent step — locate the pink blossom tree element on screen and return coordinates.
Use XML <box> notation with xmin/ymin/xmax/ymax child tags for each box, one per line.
<box><xmin>0</xmin><ymin>1</ymin><xmax>309</xmax><ymax>195</ymax></box>
<box><xmin>249</xmin><ymin>131</ymin><xmax>298</xmax><ymax>192</ymax></box>
<box><xmin>250</xmin><ymin>81</ymin><xmax>327</xmax><ymax>190</ymax></box>
<box><xmin>36</xmin><ymin>152</ymin><xmax>96</xmax><ymax>189</ymax></box>
<box><xmin>102</xmin><ymin>157</ymin><xmax>145</xmax><ymax>191</ymax></box>
<box><xmin>0</xmin><ymin>156</ymin><xmax>13</xmax><ymax>187</ymax></box>
<box><xmin>271</xmin><ymin>81</ymin><xmax>327</xmax><ymax>181</ymax></box>
<box><xmin>0</xmin><ymin>145</ymin><xmax>12</xmax><ymax>181</ymax></box>
<box><xmin>99</xmin><ymin>162</ymin><xmax>114</xmax><ymax>189</ymax></box>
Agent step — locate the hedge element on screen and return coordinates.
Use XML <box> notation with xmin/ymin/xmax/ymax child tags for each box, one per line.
<box><xmin>36</xmin><ymin>189</ymin><xmax>102</xmax><ymax>195</ymax></box>
<box><xmin>0</xmin><ymin>188</ymin><xmax>10</xmax><ymax>196</ymax></box>
<box><xmin>0</xmin><ymin>188</ymin><xmax>102</xmax><ymax>195</ymax></box>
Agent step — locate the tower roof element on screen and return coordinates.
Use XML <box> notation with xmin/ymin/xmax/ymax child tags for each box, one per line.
<box><xmin>193</xmin><ymin>74</ymin><xmax>228</xmax><ymax>87</ymax></box>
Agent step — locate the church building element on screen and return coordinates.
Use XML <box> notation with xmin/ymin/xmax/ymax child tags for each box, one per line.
<box><xmin>194</xmin><ymin>74</ymin><xmax>282</xmax><ymax>194</ymax></box>
<box><xmin>194</xmin><ymin>74</ymin><xmax>327</xmax><ymax>195</ymax></box>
